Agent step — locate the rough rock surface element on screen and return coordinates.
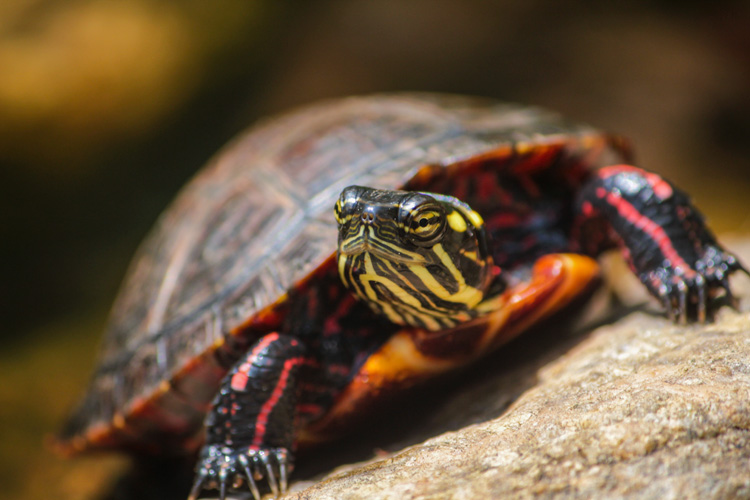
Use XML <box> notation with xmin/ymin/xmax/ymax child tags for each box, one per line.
<box><xmin>287</xmin><ymin>240</ymin><xmax>750</xmax><ymax>500</ymax></box>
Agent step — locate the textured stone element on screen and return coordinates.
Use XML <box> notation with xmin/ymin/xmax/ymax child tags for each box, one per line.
<box><xmin>288</xmin><ymin>239</ymin><xmax>750</xmax><ymax>500</ymax></box>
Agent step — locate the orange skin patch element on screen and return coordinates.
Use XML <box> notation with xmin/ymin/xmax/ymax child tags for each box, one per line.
<box><xmin>298</xmin><ymin>253</ymin><xmax>599</xmax><ymax>445</ymax></box>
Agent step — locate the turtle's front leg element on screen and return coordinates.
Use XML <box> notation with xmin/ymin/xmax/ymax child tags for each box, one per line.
<box><xmin>189</xmin><ymin>333</ymin><xmax>307</xmax><ymax>500</ymax></box>
<box><xmin>574</xmin><ymin>164</ymin><xmax>747</xmax><ymax>323</ymax></box>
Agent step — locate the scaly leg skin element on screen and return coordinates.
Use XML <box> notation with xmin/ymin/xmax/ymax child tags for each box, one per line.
<box><xmin>575</xmin><ymin>165</ymin><xmax>748</xmax><ymax>323</ymax></box>
<box><xmin>189</xmin><ymin>333</ymin><xmax>306</xmax><ymax>500</ymax></box>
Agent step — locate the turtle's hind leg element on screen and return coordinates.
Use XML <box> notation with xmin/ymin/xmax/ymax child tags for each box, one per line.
<box><xmin>190</xmin><ymin>333</ymin><xmax>307</xmax><ymax>500</ymax></box>
<box><xmin>574</xmin><ymin>164</ymin><xmax>747</xmax><ymax>323</ymax></box>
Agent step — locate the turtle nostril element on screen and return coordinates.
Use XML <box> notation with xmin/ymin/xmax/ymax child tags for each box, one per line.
<box><xmin>361</xmin><ymin>213</ymin><xmax>375</xmax><ymax>224</ymax></box>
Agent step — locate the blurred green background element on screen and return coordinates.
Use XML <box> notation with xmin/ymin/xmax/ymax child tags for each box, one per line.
<box><xmin>2</xmin><ymin>1</ymin><xmax>750</xmax><ymax>499</ymax></box>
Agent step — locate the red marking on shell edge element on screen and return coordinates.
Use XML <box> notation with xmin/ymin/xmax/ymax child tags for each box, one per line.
<box><xmin>603</xmin><ymin>192</ymin><xmax>695</xmax><ymax>277</ymax></box>
<box><xmin>513</xmin><ymin>145</ymin><xmax>561</xmax><ymax>175</ymax></box>
<box><xmin>252</xmin><ymin>356</ymin><xmax>304</xmax><ymax>447</ymax></box>
<box><xmin>230</xmin><ymin>333</ymin><xmax>280</xmax><ymax>391</ymax></box>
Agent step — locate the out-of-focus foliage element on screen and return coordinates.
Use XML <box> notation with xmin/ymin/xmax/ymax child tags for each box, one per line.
<box><xmin>0</xmin><ymin>0</ymin><xmax>272</xmax><ymax>169</ymax></box>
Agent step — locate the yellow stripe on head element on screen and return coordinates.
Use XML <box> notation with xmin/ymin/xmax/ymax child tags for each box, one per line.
<box><xmin>466</xmin><ymin>210</ymin><xmax>484</xmax><ymax>229</ymax></box>
<box><xmin>447</xmin><ymin>211</ymin><xmax>467</xmax><ymax>232</ymax></box>
<box><xmin>335</xmin><ymin>186</ymin><xmax>496</xmax><ymax>331</ymax></box>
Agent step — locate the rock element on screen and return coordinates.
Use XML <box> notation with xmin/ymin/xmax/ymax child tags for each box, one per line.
<box><xmin>288</xmin><ymin>240</ymin><xmax>750</xmax><ymax>500</ymax></box>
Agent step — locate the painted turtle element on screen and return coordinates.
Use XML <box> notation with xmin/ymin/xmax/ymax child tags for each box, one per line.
<box><xmin>59</xmin><ymin>94</ymin><xmax>746</xmax><ymax>499</ymax></box>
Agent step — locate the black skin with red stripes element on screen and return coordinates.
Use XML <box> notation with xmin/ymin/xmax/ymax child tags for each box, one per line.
<box><xmin>191</xmin><ymin>287</ymin><xmax>388</xmax><ymax>499</ymax></box>
<box><xmin>190</xmin><ymin>165</ymin><xmax>746</xmax><ymax>499</ymax></box>
<box><xmin>573</xmin><ymin>166</ymin><xmax>743</xmax><ymax>323</ymax></box>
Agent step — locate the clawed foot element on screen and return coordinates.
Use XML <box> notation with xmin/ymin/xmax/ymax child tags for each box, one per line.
<box><xmin>189</xmin><ymin>445</ymin><xmax>291</xmax><ymax>500</ymax></box>
<box><xmin>642</xmin><ymin>245</ymin><xmax>748</xmax><ymax>323</ymax></box>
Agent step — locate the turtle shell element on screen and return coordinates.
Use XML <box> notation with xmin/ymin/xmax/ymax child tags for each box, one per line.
<box><xmin>61</xmin><ymin>93</ymin><xmax>628</xmax><ymax>453</ymax></box>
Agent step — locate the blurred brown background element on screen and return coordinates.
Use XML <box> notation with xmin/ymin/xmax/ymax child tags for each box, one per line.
<box><xmin>2</xmin><ymin>1</ymin><xmax>749</xmax><ymax>499</ymax></box>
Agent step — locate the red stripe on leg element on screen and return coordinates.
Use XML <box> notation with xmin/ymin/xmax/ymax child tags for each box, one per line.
<box><xmin>252</xmin><ymin>356</ymin><xmax>304</xmax><ymax>447</ymax></box>
<box><xmin>230</xmin><ymin>333</ymin><xmax>280</xmax><ymax>391</ymax></box>
<box><xmin>602</xmin><ymin>191</ymin><xmax>695</xmax><ymax>277</ymax></box>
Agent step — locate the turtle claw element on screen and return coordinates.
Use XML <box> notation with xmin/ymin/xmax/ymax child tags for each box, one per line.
<box><xmin>279</xmin><ymin>451</ymin><xmax>290</xmax><ymax>494</ymax></box>
<box><xmin>191</xmin><ymin>445</ymin><xmax>293</xmax><ymax>500</ymax></box>
<box><xmin>643</xmin><ymin>245</ymin><xmax>745</xmax><ymax>323</ymax></box>
<box><xmin>675</xmin><ymin>277</ymin><xmax>688</xmax><ymax>325</ymax></box>
<box><xmin>187</xmin><ymin>471</ymin><xmax>207</xmax><ymax>500</ymax></box>
<box><xmin>695</xmin><ymin>275</ymin><xmax>707</xmax><ymax>324</ymax></box>
<box><xmin>260</xmin><ymin>450</ymin><xmax>280</xmax><ymax>498</ymax></box>
<box><xmin>726</xmin><ymin>253</ymin><xmax>750</xmax><ymax>278</ymax></box>
<box><xmin>238</xmin><ymin>454</ymin><xmax>262</xmax><ymax>500</ymax></box>
<box><xmin>262</xmin><ymin>448</ymin><xmax>289</xmax><ymax>495</ymax></box>
<box><xmin>218</xmin><ymin>467</ymin><xmax>228</xmax><ymax>500</ymax></box>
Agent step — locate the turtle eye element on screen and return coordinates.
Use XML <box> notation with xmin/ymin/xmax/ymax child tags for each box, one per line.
<box><xmin>404</xmin><ymin>203</ymin><xmax>446</xmax><ymax>247</ymax></box>
<box><xmin>335</xmin><ymin>187</ymin><xmax>361</xmax><ymax>226</ymax></box>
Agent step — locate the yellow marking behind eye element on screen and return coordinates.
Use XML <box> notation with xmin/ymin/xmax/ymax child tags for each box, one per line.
<box><xmin>447</xmin><ymin>211</ymin><xmax>467</xmax><ymax>232</ymax></box>
<box><xmin>467</xmin><ymin>210</ymin><xmax>484</xmax><ymax>228</ymax></box>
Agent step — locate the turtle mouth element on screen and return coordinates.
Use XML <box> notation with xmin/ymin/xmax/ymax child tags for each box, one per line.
<box><xmin>339</xmin><ymin>230</ymin><xmax>425</xmax><ymax>264</ymax></box>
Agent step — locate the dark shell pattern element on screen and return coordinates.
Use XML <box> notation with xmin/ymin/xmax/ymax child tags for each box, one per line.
<box><xmin>67</xmin><ymin>94</ymin><xmax>619</xmax><ymax>443</ymax></box>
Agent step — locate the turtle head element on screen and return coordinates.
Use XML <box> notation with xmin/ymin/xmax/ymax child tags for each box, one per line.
<box><xmin>335</xmin><ymin>186</ymin><xmax>497</xmax><ymax>331</ymax></box>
